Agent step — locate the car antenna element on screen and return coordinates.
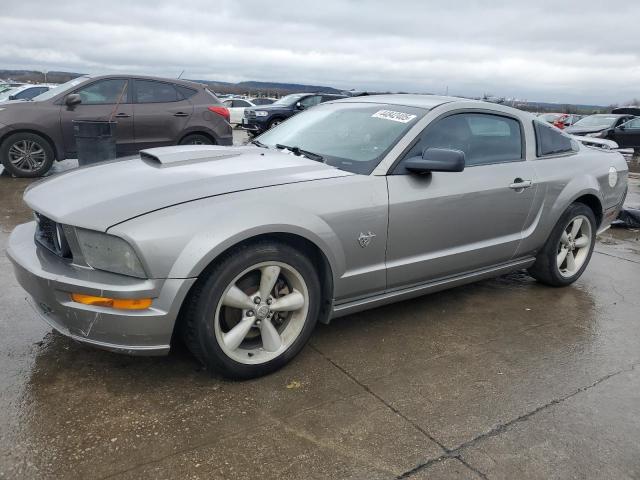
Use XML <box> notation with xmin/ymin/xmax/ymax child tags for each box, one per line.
<box><xmin>178</xmin><ymin>70</ymin><xmax>185</xmax><ymax>79</ymax></box>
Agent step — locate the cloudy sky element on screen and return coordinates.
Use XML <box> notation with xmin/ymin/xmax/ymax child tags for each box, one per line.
<box><xmin>2</xmin><ymin>1</ymin><xmax>639</xmax><ymax>105</ymax></box>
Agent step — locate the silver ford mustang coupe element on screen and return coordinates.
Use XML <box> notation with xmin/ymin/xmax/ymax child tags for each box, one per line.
<box><xmin>8</xmin><ymin>95</ymin><xmax>628</xmax><ymax>378</ymax></box>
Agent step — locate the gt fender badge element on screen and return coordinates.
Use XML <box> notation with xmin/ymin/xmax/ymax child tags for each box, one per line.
<box><xmin>358</xmin><ymin>231</ymin><xmax>376</xmax><ymax>248</ymax></box>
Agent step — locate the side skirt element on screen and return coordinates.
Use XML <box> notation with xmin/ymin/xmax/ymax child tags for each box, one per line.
<box><xmin>330</xmin><ymin>257</ymin><xmax>536</xmax><ymax>319</ymax></box>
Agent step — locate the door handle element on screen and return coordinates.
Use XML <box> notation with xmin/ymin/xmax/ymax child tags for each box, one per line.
<box><xmin>114</xmin><ymin>113</ymin><xmax>130</xmax><ymax>118</ymax></box>
<box><xmin>174</xmin><ymin>112</ymin><xmax>189</xmax><ymax>117</ymax></box>
<box><xmin>509</xmin><ymin>179</ymin><xmax>533</xmax><ymax>190</ymax></box>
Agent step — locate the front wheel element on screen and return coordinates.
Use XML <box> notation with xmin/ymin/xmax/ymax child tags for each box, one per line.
<box><xmin>0</xmin><ymin>132</ymin><xmax>55</xmax><ymax>177</ymax></box>
<box><xmin>182</xmin><ymin>241</ymin><xmax>320</xmax><ymax>379</ymax></box>
<box><xmin>528</xmin><ymin>203</ymin><xmax>596</xmax><ymax>287</ymax></box>
<box><xmin>268</xmin><ymin>118</ymin><xmax>283</xmax><ymax>130</ymax></box>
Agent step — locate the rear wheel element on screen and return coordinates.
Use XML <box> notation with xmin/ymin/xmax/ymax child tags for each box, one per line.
<box><xmin>528</xmin><ymin>203</ymin><xmax>596</xmax><ymax>286</ymax></box>
<box><xmin>179</xmin><ymin>134</ymin><xmax>214</xmax><ymax>145</ymax></box>
<box><xmin>182</xmin><ymin>241</ymin><xmax>320</xmax><ymax>379</ymax></box>
<box><xmin>0</xmin><ymin>132</ymin><xmax>54</xmax><ymax>177</ymax></box>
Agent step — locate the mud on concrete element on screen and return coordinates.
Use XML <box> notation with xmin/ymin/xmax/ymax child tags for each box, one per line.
<box><xmin>0</xmin><ymin>148</ymin><xmax>639</xmax><ymax>479</ymax></box>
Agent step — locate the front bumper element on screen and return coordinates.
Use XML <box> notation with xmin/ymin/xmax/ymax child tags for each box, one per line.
<box><xmin>7</xmin><ymin>222</ymin><xmax>196</xmax><ymax>355</ymax></box>
<box><xmin>239</xmin><ymin>117</ymin><xmax>268</xmax><ymax>133</ymax></box>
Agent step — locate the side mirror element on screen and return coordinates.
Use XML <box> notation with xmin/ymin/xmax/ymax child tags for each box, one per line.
<box><xmin>8</xmin><ymin>95</ymin><xmax>16</xmax><ymax>100</ymax></box>
<box><xmin>404</xmin><ymin>148</ymin><xmax>466</xmax><ymax>174</ymax></box>
<box><xmin>65</xmin><ymin>94</ymin><xmax>82</xmax><ymax>108</ymax></box>
<box><xmin>295</xmin><ymin>101</ymin><xmax>304</xmax><ymax>110</ymax></box>
<box><xmin>618</xmin><ymin>125</ymin><xmax>626</xmax><ymax>131</ymax></box>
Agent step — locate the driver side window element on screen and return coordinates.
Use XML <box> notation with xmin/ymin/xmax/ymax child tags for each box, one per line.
<box><xmin>75</xmin><ymin>79</ymin><xmax>129</xmax><ymax>105</ymax></box>
<box><xmin>299</xmin><ymin>95</ymin><xmax>322</xmax><ymax>109</ymax></box>
<box><xmin>625</xmin><ymin>118</ymin><xmax>640</xmax><ymax>129</ymax></box>
<box><xmin>399</xmin><ymin>112</ymin><xmax>523</xmax><ymax>168</ymax></box>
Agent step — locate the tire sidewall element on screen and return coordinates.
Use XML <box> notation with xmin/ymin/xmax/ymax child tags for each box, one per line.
<box><xmin>179</xmin><ymin>134</ymin><xmax>214</xmax><ymax>146</ymax></box>
<box><xmin>546</xmin><ymin>204</ymin><xmax>597</xmax><ymax>286</ymax></box>
<box><xmin>193</xmin><ymin>242</ymin><xmax>320</xmax><ymax>379</ymax></box>
<box><xmin>1</xmin><ymin>132</ymin><xmax>54</xmax><ymax>177</ymax></box>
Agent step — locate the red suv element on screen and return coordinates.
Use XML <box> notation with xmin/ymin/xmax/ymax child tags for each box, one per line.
<box><xmin>0</xmin><ymin>75</ymin><xmax>232</xmax><ymax>177</ymax></box>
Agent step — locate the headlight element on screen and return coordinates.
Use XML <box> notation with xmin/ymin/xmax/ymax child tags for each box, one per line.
<box><xmin>75</xmin><ymin>228</ymin><xmax>146</xmax><ymax>278</ymax></box>
<box><xmin>585</xmin><ymin>131</ymin><xmax>606</xmax><ymax>138</ymax></box>
<box><xmin>255</xmin><ymin>111</ymin><xmax>269</xmax><ymax>117</ymax></box>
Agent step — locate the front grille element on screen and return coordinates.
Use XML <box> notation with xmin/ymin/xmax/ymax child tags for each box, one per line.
<box><xmin>34</xmin><ymin>213</ymin><xmax>72</xmax><ymax>259</ymax></box>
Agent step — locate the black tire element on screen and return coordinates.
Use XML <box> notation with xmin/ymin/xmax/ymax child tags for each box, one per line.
<box><xmin>179</xmin><ymin>134</ymin><xmax>215</xmax><ymax>146</ymax></box>
<box><xmin>0</xmin><ymin>132</ymin><xmax>55</xmax><ymax>178</ymax></box>
<box><xmin>528</xmin><ymin>203</ymin><xmax>596</xmax><ymax>287</ymax></box>
<box><xmin>268</xmin><ymin>118</ymin><xmax>284</xmax><ymax>130</ymax></box>
<box><xmin>181</xmin><ymin>241</ymin><xmax>321</xmax><ymax>379</ymax></box>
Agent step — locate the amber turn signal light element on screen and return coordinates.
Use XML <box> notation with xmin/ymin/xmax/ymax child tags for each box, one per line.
<box><xmin>71</xmin><ymin>293</ymin><xmax>152</xmax><ymax>310</ymax></box>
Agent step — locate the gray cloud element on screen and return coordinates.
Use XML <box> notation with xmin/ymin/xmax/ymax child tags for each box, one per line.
<box><xmin>2</xmin><ymin>0</ymin><xmax>639</xmax><ymax>104</ymax></box>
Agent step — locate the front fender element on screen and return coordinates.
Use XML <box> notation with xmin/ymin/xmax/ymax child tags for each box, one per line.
<box><xmin>108</xmin><ymin>189</ymin><xmax>346</xmax><ymax>284</ymax></box>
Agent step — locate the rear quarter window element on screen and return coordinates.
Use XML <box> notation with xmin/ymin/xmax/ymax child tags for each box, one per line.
<box><xmin>177</xmin><ymin>85</ymin><xmax>198</xmax><ymax>99</ymax></box>
<box><xmin>533</xmin><ymin>121</ymin><xmax>576</xmax><ymax>156</ymax></box>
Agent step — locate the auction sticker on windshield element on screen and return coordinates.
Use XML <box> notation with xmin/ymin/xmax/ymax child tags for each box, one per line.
<box><xmin>371</xmin><ymin>110</ymin><xmax>417</xmax><ymax>123</ymax></box>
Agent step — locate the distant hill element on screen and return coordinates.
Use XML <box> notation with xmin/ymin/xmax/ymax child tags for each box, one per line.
<box><xmin>188</xmin><ymin>79</ymin><xmax>343</xmax><ymax>96</ymax></box>
<box><xmin>0</xmin><ymin>69</ymin><xmax>84</xmax><ymax>84</ymax></box>
<box><xmin>236</xmin><ymin>81</ymin><xmax>342</xmax><ymax>94</ymax></box>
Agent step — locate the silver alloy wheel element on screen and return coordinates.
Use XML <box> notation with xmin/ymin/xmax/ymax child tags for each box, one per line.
<box><xmin>8</xmin><ymin>140</ymin><xmax>47</xmax><ymax>172</ymax></box>
<box><xmin>557</xmin><ymin>214</ymin><xmax>592</xmax><ymax>278</ymax></box>
<box><xmin>270</xmin><ymin>120</ymin><xmax>281</xmax><ymax>128</ymax></box>
<box><xmin>214</xmin><ymin>261</ymin><xmax>309</xmax><ymax>364</ymax></box>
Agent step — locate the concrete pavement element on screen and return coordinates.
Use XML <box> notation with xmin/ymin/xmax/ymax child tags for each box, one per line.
<box><xmin>0</xmin><ymin>151</ymin><xmax>638</xmax><ymax>479</ymax></box>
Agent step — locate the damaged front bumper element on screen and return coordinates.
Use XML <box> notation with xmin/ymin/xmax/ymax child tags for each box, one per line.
<box><xmin>7</xmin><ymin>222</ymin><xmax>195</xmax><ymax>355</ymax></box>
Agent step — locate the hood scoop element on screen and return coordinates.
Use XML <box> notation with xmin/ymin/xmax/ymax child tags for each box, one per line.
<box><xmin>140</xmin><ymin>145</ymin><xmax>241</xmax><ymax>167</ymax></box>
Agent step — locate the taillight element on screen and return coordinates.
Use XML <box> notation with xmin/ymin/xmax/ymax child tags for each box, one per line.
<box><xmin>208</xmin><ymin>106</ymin><xmax>230</xmax><ymax>123</ymax></box>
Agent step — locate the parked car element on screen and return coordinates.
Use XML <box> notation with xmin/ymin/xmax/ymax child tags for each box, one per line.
<box><xmin>7</xmin><ymin>95</ymin><xmax>627</xmax><ymax>378</ymax></box>
<box><xmin>0</xmin><ymin>84</ymin><xmax>52</xmax><ymax>102</ymax></box>
<box><xmin>537</xmin><ymin>113</ymin><xmax>583</xmax><ymax>130</ymax></box>
<box><xmin>223</xmin><ymin>98</ymin><xmax>256</xmax><ymax>125</ymax></box>
<box><xmin>241</xmin><ymin>92</ymin><xmax>347</xmax><ymax>135</ymax></box>
<box><xmin>250</xmin><ymin>97</ymin><xmax>275</xmax><ymax>106</ymax></box>
<box><xmin>564</xmin><ymin>114</ymin><xmax>635</xmax><ymax>139</ymax></box>
<box><xmin>0</xmin><ymin>74</ymin><xmax>231</xmax><ymax>177</ymax></box>
<box><xmin>611</xmin><ymin>106</ymin><xmax>640</xmax><ymax>116</ymax></box>
<box><xmin>608</xmin><ymin>117</ymin><xmax>640</xmax><ymax>152</ymax></box>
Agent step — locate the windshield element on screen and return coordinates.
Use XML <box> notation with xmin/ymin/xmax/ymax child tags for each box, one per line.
<box><xmin>0</xmin><ymin>87</ymin><xmax>19</xmax><ymax>102</ymax></box>
<box><xmin>257</xmin><ymin>102</ymin><xmax>425</xmax><ymax>174</ymax></box>
<box><xmin>32</xmin><ymin>76</ymin><xmax>88</xmax><ymax>101</ymax></box>
<box><xmin>271</xmin><ymin>94</ymin><xmax>306</xmax><ymax>106</ymax></box>
<box><xmin>572</xmin><ymin>115</ymin><xmax>618</xmax><ymax>128</ymax></box>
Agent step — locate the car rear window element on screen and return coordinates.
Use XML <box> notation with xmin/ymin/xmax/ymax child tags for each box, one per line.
<box><xmin>135</xmin><ymin>80</ymin><xmax>180</xmax><ymax>103</ymax></box>
<box><xmin>534</xmin><ymin>121</ymin><xmax>575</xmax><ymax>156</ymax></box>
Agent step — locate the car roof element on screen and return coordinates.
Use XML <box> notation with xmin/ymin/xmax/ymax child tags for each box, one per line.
<box><xmin>85</xmin><ymin>74</ymin><xmax>204</xmax><ymax>89</ymax></box>
<box><xmin>330</xmin><ymin>93</ymin><xmax>469</xmax><ymax>110</ymax></box>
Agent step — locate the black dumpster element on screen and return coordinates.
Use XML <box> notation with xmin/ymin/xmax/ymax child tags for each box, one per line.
<box><xmin>73</xmin><ymin>120</ymin><xmax>117</xmax><ymax>166</ymax></box>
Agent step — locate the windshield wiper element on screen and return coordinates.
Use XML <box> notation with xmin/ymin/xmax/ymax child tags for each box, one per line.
<box><xmin>275</xmin><ymin>144</ymin><xmax>324</xmax><ymax>162</ymax></box>
<box><xmin>250</xmin><ymin>139</ymin><xmax>268</xmax><ymax>148</ymax></box>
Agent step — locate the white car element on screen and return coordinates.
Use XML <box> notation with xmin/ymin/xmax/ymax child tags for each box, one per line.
<box><xmin>0</xmin><ymin>84</ymin><xmax>53</xmax><ymax>102</ymax></box>
<box><xmin>223</xmin><ymin>98</ymin><xmax>256</xmax><ymax>125</ymax></box>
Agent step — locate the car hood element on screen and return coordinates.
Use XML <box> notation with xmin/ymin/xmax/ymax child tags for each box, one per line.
<box><xmin>564</xmin><ymin>125</ymin><xmax>608</xmax><ymax>135</ymax></box>
<box><xmin>23</xmin><ymin>145</ymin><xmax>352</xmax><ymax>231</ymax></box>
